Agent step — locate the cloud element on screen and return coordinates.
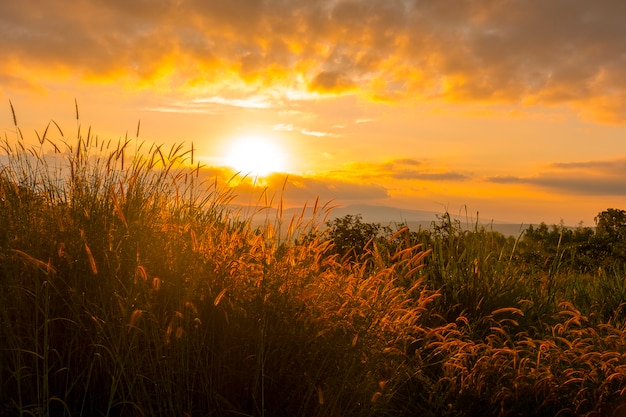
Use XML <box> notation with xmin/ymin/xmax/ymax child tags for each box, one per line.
<box><xmin>0</xmin><ymin>73</ymin><xmax>45</xmax><ymax>94</ymax></box>
<box><xmin>308</xmin><ymin>71</ymin><xmax>356</xmax><ymax>94</ymax></box>
<box><xmin>549</xmin><ymin>160</ymin><xmax>626</xmax><ymax>171</ymax></box>
<box><xmin>282</xmin><ymin>175</ymin><xmax>389</xmax><ymax>202</ymax></box>
<box><xmin>273</xmin><ymin>123</ymin><xmax>294</xmax><ymax>131</ymax></box>
<box><xmin>220</xmin><ymin>157</ymin><xmax>470</xmax><ymax>208</ymax></box>
<box><xmin>144</xmin><ymin>95</ymin><xmax>274</xmax><ymax>114</ymax></box>
<box><xmin>488</xmin><ymin>176</ymin><xmax>526</xmax><ymax>185</ymax></box>
<box><xmin>487</xmin><ymin>158</ymin><xmax>626</xmax><ymax>195</ymax></box>
<box><xmin>3</xmin><ymin>1</ymin><xmax>626</xmax><ymax>122</ymax></box>
<box><xmin>273</xmin><ymin>123</ymin><xmax>336</xmax><ymax>138</ymax></box>
<box><xmin>300</xmin><ymin>129</ymin><xmax>334</xmax><ymax>138</ymax></box>
<box><xmin>220</xmin><ymin>171</ymin><xmax>389</xmax><ymax>206</ymax></box>
<box><xmin>346</xmin><ymin>158</ymin><xmax>470</xmax><ymax>181</ymax></box>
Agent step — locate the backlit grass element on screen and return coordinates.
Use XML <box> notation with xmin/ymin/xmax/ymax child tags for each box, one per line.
<box><xmin>1</xmin><ymin>113</ymin><xmax>625</xmax><ymax>416</ymax></box>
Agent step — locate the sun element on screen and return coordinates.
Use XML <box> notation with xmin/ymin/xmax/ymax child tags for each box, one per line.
<box><xmin>222</xmin><ymin>135</ymin><xmax>288</xmax><ymax>177</ymax></box>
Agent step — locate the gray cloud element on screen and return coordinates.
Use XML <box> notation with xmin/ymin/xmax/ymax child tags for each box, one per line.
<box><xmin>487</xmin><ymin>158</ymin><xmax>626</xmax><ymax>195</ymax></box>
<box><xmin>550</xmin><ymin>160</ymin><xmax>626</xmax><ymax>171</ymax></box>
<box><xmin>392</xmin><ymin>171</ymin><xmax>469</xmax><ymax>181</ymax></box>
<box><xmin>488</xmin><ymin>176</ymin><xmax>526</xmax><ymax>185</ymax></box>
<box><xmin>490</xmin><ymin>175</ymin><xmax>626</xmax><ymax>196</ymax></box>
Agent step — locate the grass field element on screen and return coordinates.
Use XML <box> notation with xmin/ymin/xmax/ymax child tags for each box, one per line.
<box><xmin>1</xmin><ymin>120</ymin><xmax>626</xmax><ymax>416</ymax></box>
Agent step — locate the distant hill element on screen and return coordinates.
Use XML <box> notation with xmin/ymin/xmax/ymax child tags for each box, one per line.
<box><xmin>237</xmin><ymin>203</ymin><xmax>535</xmax><ymax>237</ymax></box>
<box><xmin>324</xmin><ymin>204</ymin><xmax>440</xmax><ymax>223</ymax></box>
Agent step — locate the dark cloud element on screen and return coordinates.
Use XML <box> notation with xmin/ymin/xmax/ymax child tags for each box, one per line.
<box><xmin>309</xmin><ymin>71</ymin><xmax>356</xmax><ymax>94</ymax></box>
<box><xmin>393</xmin><ymin>171</ymin><xmax>468</xmax><ymax>181</ymax></box>
<box><xmin>389</xmin><ymin>158</ymin><xmax>422</xmax><ymax>167</ymax></box>
<box><xmin>3</xmin><ymin>1</ymin><xmax>626</xmax><ymax>121</ymax></box>
<box><xmin>488</xmin><ymin>176</ymin><xmax>526</xmax><ymax>184</ymax></box>
<box><xmin>487</xmin><ymin>158</ymin><xmax>626</xmax><ymax>195</ymax></box>
<box><xmin>489</xmin><ymin>175</ymin><xmax>626</xmax><ymax>196</ymax></box>
<box><xmin>550</xmin><ymin>160</ymin><xmax>626</xmax><ymax>171</ymax></box>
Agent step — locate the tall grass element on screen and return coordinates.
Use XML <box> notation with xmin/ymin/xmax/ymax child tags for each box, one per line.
<box><xmin>0</xmin><ymin>113</ymin><xmax>439</xmax><ymax>416</ymax></box>
<box><xmin>1</xmin><ymin>111</ymin><xmax>626</xmax><ymax>416</ymax></box>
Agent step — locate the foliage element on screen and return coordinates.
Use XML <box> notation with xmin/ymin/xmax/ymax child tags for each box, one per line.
<box><xmin>323</xmin><ymin>214</ymin><xmax>391</xmax><ymax>262</ymax></box>
<box><xmin>516</xmin><ymin>211</ymin><xmax>626</xmax><ymax>272</ymax></box>
<box><xmin>593</xmin><ymin>208</ymin><xmax>626</xmax><ymax>264</ymax></box>
<box><xmin>595</xmin><ymin>208</ymin><xmax>626</xmax><ymax>239</ymax></box>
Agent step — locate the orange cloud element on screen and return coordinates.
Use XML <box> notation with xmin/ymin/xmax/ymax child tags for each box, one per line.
<box><xmin>207</xmin><ymin>169</ymin><xmax>389</xmax><ymax>209</ymax></box>
<box><xmin>3</xmin><ymin>1</ymin><xmax>626</xmax><ymax>122</ymax></box>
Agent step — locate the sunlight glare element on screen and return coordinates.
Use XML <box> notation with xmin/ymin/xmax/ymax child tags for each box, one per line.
<box><xmin>222</xmin><ymin>135</ymin><xmax>288</xmax><ymax>177</ymax></box>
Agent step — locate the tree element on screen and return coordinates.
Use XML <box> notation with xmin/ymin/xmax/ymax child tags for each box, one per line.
<box><xmin>591</xmin><ymin>208</ymin><xmax>626</xmax><ymax>264</ymax></box>
<box><xmin>325</xmin><ymin>214</ymin><xmax>388</xmax><ymax>261</ymax></box>
<box><xmin>595</xmin><ymin>208</ymin><xmax>626</xmax><ymax>240</ymax></box>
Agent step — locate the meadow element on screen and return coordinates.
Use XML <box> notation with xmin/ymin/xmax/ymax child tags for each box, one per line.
<box><xmin>1</xmin><ymin>117</ymin><xmax>626</xmax><ymax>416</ymax></box>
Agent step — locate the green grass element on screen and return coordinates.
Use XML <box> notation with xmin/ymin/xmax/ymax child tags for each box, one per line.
<box><xmin>1</xmin><ymin>116</ymin><xmax>626</xmax><ymax>416</ymax></box>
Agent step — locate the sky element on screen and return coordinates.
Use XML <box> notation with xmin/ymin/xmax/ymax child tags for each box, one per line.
<box><xmin>2</xmin><ymin>0</ymin><xmax>626</xmax><ymax>226</ymax></box>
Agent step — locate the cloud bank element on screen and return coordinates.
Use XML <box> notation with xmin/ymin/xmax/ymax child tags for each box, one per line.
<box><xmin>3</xmin><ymin>1</ymin><xmax>626</xmax><ymax>122</ymax></box>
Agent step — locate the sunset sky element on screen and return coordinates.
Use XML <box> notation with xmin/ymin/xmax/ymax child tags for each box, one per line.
<box><xmin>2</xmin><ymin>1</ymin><xmax>626</xmax><ymax>226</ymax></box>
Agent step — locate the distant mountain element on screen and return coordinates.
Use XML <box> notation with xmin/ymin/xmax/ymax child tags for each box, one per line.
<box><xmin>325</xmin><ymin>204</ymin><xmax>439</xmax><ymax>223</ymax></box>
<box><xmin>234</xmin><ymin>203</ymin><xmax>534</xmax><ymax>236</ymax></box>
